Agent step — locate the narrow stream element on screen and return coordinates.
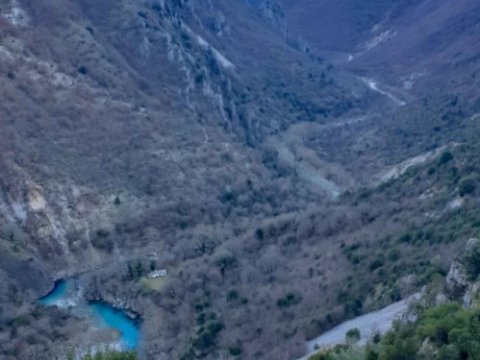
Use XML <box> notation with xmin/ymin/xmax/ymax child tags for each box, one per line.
<box><xmin>40</xmin><ymin>280</ymin><xmax>140</xmax><ymax>350</ymax></box>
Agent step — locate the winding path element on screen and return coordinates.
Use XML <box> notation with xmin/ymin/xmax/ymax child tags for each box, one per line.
<box><xmin>361</xmin><ymin>77</ymin><xmax>406</xmax><ymax>107</ymax></box>
<box><xmin>297</xmin><ymin>293</ymin><xmax>420</xmax><ymax>360</ymax></box>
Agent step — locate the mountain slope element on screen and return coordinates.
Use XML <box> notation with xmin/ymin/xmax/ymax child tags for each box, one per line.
<box><xmin>0</xmin><ymin>0</ymin><xmax>377</xmax><ymax>271</ymax></box>
<box><xmin>278</xmin><ymin>0</ymin><xmax>480</xmax><ymax>98</ymax></box>
<box><xmin>0</xmin><ymin>0</ymin><xmax>384</xmax><ymax>358</ymax></box>
<box><xmin>2</xmin><ymin>1</ymin><xmax>480</xmax><ymax>359</ymax></box>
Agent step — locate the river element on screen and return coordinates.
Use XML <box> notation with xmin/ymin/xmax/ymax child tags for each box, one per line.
<box><xmin>40</xmin><ymin>279</ymin><xmax>140</xmax><ymax>351</ymax></box>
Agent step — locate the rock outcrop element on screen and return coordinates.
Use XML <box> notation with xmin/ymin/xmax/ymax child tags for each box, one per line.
<box><xmin>445</xmin><ymin>238</ymin><xmax>480</xmax><ymax>307</ymax></box>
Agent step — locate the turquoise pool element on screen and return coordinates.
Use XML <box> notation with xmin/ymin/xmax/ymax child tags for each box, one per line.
<box><xmin>39</xmin><ymin>280</ymin><xmax>68</xmax><ymax>306</ymax></box>
<box><xmin>40</xmin><ymin>280</ymin><xmax>140</xmax><ymax>350</ymax></box>
<box><xmin>91</xmin><ymin>302</ymin><xmax>140</xmax><ymax>349</ymax></box>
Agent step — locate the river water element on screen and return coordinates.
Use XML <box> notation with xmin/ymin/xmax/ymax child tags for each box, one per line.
<box><xmin>40</xmin><ymin>280</ymin><xmax>140</xmax><ymax>350</ymax></box>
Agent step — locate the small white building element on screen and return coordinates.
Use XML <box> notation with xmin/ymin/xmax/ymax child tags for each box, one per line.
<box><xmin>147</xmin><ymin>269</ymin><xmax>167</xmax><ymax>279</ymax></box>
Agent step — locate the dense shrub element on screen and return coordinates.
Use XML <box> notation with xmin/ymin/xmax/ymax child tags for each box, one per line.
<box><xmin>438</xmin><ymin>151</ymin><xmax>454</xmax><ymax>165</ymax></box>
<box><xmin>459</xmin><ymin>176</ymin><xmax>477</xmax><ymax>196</ymax></box>
<box><xmin>91</xmin><ymin>234</ymin><xmax>114</xmax><ymax>252</ymax></box>
<box><xmin>368</xmin><ymin>258</ymin><xmax>384</xmax><ymax>272</ymax></box>
<box><xmin>213</xmin><ymin>250</ymin><xmax>237</xmax><ymax>276</ymax></box>
<box><xmin>277</xmin><ymin>292</ymin><xmax>302</xmax><ymax>308</ymax></box>
<box><xmin>345</xmin><ymin>328</ymin><xmax>361</xmax><ymax>343</ymax></box>
<box><xmin>308</xmin><ymin>303</ymin><xmax>480</xmax><ymax>360</ymax></box>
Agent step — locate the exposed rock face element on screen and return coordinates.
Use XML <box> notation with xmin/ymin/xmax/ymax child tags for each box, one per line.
<box><xmin>418</xmin><ymin>338</ymin><xmax>436</xmax><ymax>359</ymax></box>
<box><xmin>465</xmin><ymin>238</ymin><xmax>480</xmax><ymax>253</ymax></box>
<box><xmin>0</xmin><ymin>241</ymin><xmax>53</xmax><ymax>335</ymax></box>
<box><xmin>445</xmin><ymin>238</ymin><xmax>480</xmax><ymax>306</ymax></box>
<box><xmin>463</xmin><ymin>281</ymin><xmax>480</xmax><ymax>308</ymax></box>
<box><xmin>446</xmin><ymin>260</ymin><xmax>469</xmax><ymax>297</ymax></box>
<box><xmin>0</xmin><ymin>0</ymin><xmax>376</xmax><ymax>277</ymax></box>
<box><xmin>435</xmin><ymin>293</ymin><xmax>448</xmax><ymax>306</ymax></box>
<box><xmin>79</xmin><ymin>272</ymin><xmax>142</xmax><ymax>320</ymax></box>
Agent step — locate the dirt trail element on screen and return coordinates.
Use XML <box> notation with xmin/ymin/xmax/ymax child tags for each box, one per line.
<box><xmin>297</xmin><ymin>293</ymin><xmax>420</xmax><ymax>360</ymax></box>
<box><xmin>361</xmin><ymin>77</ymin><xmax>406</xmax><ymax>107</ymax></box>
<box><xmin>375</xmin><ymin>143</ymin><xmax>459</xmax><ymax>185</ymax></box>
<box><xmin>271</xmin><ymin>114</ymin><xmax>380</xmax><ymax>198</ymax></box>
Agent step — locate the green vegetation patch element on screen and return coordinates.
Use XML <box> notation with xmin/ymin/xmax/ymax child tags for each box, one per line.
<box><xmin>139</xmin><ymin>277</ymin><xmax>167</xmax><ymax>291</ymax></box>
<box><xmin>309</xmin><ymin>302</ymin><xmax>480</xmax><ymax>360</ymax></box>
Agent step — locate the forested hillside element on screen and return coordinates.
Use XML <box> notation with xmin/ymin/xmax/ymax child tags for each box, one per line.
<box><xmin>1</xmin><ymin>0</ymin><xmax>480</xmax><ymax>359</ymax></box>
